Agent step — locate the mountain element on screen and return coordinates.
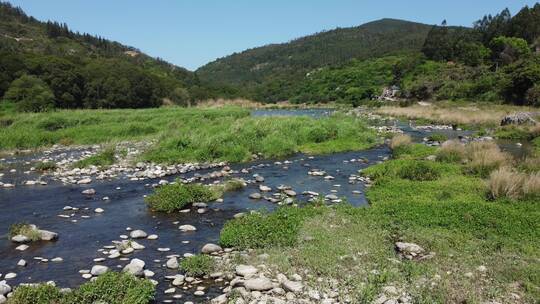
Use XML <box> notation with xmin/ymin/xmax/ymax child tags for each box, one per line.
<box><xmin>0</xmin><ymin>1</ymin><xmax>233</xmax><ymax>110</ymax></box>
<box><xmin>196</xmin><ymin>18</ymin><xmax>433</xmax><ymax>102</ymax></box>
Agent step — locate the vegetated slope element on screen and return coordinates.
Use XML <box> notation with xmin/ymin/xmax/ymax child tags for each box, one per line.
<box><xmin>0</xmin><ymin>2</ymin><xmax>233</xmax><ymax>110</ymax></box>
<box><xmin>196</xmin><ymin>19</ymin><xmax>433</xmax><ymax>101</ymax></box>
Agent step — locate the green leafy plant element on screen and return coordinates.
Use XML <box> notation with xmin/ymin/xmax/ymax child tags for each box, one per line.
<box><xmin>180</xmin><ymin>255</ymin><xmax>215</xmax><ymax>277</ymax></box>
<box><xmin>145</xmin><ymin>182</ymin><xmax>221</xmax><ymax>213</ymax></box>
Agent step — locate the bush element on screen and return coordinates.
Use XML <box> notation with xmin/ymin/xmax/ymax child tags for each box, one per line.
<box><xmin>3</xmin><ymin>75</ymin><xmax>55</xmax><ymax>112</ymax></box>
<box><xmin>7</xmin><ymin>283</ymin><xmax>63</xmax><ymax>304</ymax></box>
<box><xmin>35</xmin><ymin>161</ymin><xmax>57</xmax><ymax>171</ymax></box>
<box><xmin>145</xmin><ymin>182</ymin><xmax>221</xmax><ymax>213</ymax></box>
<box><xmin>220</xmin><ymin>205</ymin><xmax>326</xmax><ymax>249</ymax></box>
<box><xmin>9</xmin><ymin>272</ymin><xmax>155</xmax><ymax>304</ymax></box>
<box><xmin>180</xmin><ymin>255</ymin><xmax>215</xmax><ymax>277</ymax></box>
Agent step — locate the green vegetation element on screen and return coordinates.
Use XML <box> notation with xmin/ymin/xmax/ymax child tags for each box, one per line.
<box><xmin>220</xmin><ymin>204</ymin><xmax>326</xmax><ymax>249</ymax></box>
<box><xmin>0</xmin><ymin>107</ymin><xmax>248</xmax><ymax>150</ymax></box>
<box><xmin>145</xmin><ymin>182</ymin><xmax>221</xmax><ymax>213</ymax></box>
<box><xmin>0</xmin><ymin>2</ymin><xmax>235</xmax><ymax>112</ymax></box>
<box><xmin>73</xmin><ymin>148</ymin><xmax>115</xmax><ymax>168</ymax></box>
<box><xmin>223</xmin><ymin>178</ymin><xmax>247</xmax><ymax>192</ymax></box>
<box><xmin>35</xmin><ymin>161</ymin><xmax>57</xmax><ymax>171</ymax></box>
<box><xmin>180</xmin><ymin>255</ymin><xmax>216</xmax><ymax>277</ymax></box>
<box><xmin>222</xmin><ymin>140</ymin><xmax>539</xmax><ymax>303</ymax></box>
<box><xmin>9</xmin><ymin>222</ymin><xmax>40</xmax><ymax>241</ymax></box>
<box><xmin>197</xmin><ymin>19</ymin><xmax>432</xmax><ymax>102</ymax></box>
<box><xmin>143</xmin><ymin>113</ymin><xmax>378</xmax><ymax>163</ymax></box>
<box><xmin>8</xmin><ymin>272</ymin><xmax>155</xmax><ymax>304</ymax></box>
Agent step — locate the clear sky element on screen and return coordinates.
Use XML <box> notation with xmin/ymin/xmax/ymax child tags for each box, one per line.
<box><xmin>6</xmin><ymin>0</ymin><xmax>539</xmax><ymax>70</ymax></box>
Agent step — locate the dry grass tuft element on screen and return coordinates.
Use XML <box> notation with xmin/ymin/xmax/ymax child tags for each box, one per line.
<box><xmin>437</xmin><ymin>140</ymin><xmax>466</xmax><ymax>162</ymax></box>
<box><xmin>522</xmin><ymin>172</ymin><xmax>540</xmax><ymax>197</ymax></box>
<box><xmin>375</xmin><ymin>104</ymin><xmax>534</xmax><ymax>127</ymax></box>
<box><xmin>465</xmin><ymin>141</ymin><xmax>509</xmax><ymax>176</ymax></box>
<box><xmin>488</xmin><ymin>168</ymin><xmax>540</xmax><ymax>200</ymax></box>
<box><xmin>390</xmin><ymin>134</ymin><xmax>412</xmax><ymax>150</ymax></box>
<box><xmin>488</xmin><ymin>167</ymin><xmax>525</xmax><ymax>200</ymax></box>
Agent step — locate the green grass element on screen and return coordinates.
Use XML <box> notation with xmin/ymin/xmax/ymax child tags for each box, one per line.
<box><xmin>222</xmin><ymin>143</ymin><xmax>539</xmax><ymax>303</ymax></box>
<box><xmin>392</xmin><ymin>143</ymin><xmax>437</xmax><ymax>159</ymax></box>
<box><xmin>143</xmin><ymin>112</ymin><xmax>378</xmax><ymax>163</ymax></box>
<box><xmin>219</xmin><ymin>203</ymin><xmax>326</xmax><ymax>249</ymax></box>
<box><xmin>73</xmin><ymin>148</ymin><xmax>116</xmax><ymax>168</ymax></box>
<box><xmin>0</xmin><ymin>107</ymin><xmax>249</xmax><ymax>150</ymax></box>
<box><xmin>145</xmin><ymin>182</ymin><xmax>221</xmax><ymax>213</ymax></box>
<box><xmin>8</xmin><ymin>272</ymin><xmax>155</xmax><ymax>304</ymax></box>
<box><xmin>9</xmin><ymin>223</ymin><xmax>41</xmax><ymax>241</ymax></box>
<box><xmin>0</xmin><ymin>107</ymin><xmax>378</xmax><ymax>164</ymax></box>
<box><xmin>180</xmin><ymin>255</ymin><xmax>216</xmax><ymax>277</ymax></box>
<box><xmin>494</xmin><ymin>125</ymin><xmax>534</xmax><ymax>140</ymax></box>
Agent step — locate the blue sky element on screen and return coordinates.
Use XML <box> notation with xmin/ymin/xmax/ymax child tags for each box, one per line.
<box><xmin>7</xmin><ymin>0</ymin><xmax>539</xmax><ymax>70</ymax></box>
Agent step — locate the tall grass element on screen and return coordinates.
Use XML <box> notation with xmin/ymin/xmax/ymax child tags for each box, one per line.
<box><xmin>0</xmin><ymin>107</ymin><xmax>249</xmax><ymax>150</ymax></box>
<box><xmin>0</xmin><ymin>107</ymin><xmax>378</xmax><ymax>164</ymax></box>
<box><xmin>389</xmin><ymin>134</ymin><xmax>412</xmax><ymax>150</ymax></box>
<box><xmin>376</xmin><ymin>103</ymin><xmax>536</xmax><ymax>127</ymax></box>
<box><xmin>488</xmin><ymin>168</ymin><xmax>540</xmax><ymax>200</ymax></box>
<box><xmin>465</xmin><ymin>141</ymin><xmax>509</xmax><ymax>177</ymax></box>
<box><xmin>437</xmin><ymin>140</ymin><xmax>466</xmax><ymax>162</ymax></box>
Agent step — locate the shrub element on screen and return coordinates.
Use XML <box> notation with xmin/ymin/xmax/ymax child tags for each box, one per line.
<box><xmin>35</xmin><ymin>161</ymin><xmax>57</xmax><ymax>171</ymax></box>
<box><xmin>4</xmin><ymin>75</ymin><xmax>55</xmax><ymax>112</ymax></box>
<box><xmin>9</xmin><ymin>272</ymin><xmax>155</xmax><ymax>304</ymax></box>
<box><xmin>436</xmin><ymin>140</ymin><xmax>466</xmax><ymax>163</ymax></box>
<box><xmin>145</xmin><ymin>182</ymin><xmax>220</xmax><ymax>213</ymax></box>
<box><xmin>73</xmin><ymin>148</ymin><xmax>115</xmax><ymax>168</ymax></box>
<box><xmin>180</xmin><ymin>255</ymin><xmax>215</xmax><ymax>277</ymax></box>
<box><xmin>397</xmin><ymin>161</ymin><xmax>441</xmax><ymax>181</ymax></box>
<box><xmin>7</xmin><ymin>283</ymin><xmax>63</xmax><ymax>304</ymax></box>
<box><xmin>465</xmin><ymin>141</ymin><xmax>508</xmax><ymax>177</ymax></box>
<box><xmin>9</xmin><ymin>223</ymin><xmax>40</xmax><ymax>241</ymax></box>
<box><xmin>220</xmin><ymin>205</ymin><xmax>326</xmax><ymax>249</ymax></box>
<box><xmin>67</xmin><ymin>272</ymin><xmax>154</xmax><ymax>304</ymax></box>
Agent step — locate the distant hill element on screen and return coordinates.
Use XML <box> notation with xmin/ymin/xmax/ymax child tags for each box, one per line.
<box><xmin>196</xmin><ymin>18</ymin><xmax>433</xmax><ymax>102</ymax></box>
<box><xmin>0</xmin><ymin>1</ymin><xmax>234</xmax><ymax>109</ymax></box>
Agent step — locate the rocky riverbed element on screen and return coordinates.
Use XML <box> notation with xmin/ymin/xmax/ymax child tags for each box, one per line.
<box><xmin>0</xmin><ymin>110</ymin><xmax>531</xmax><ymax>303</ymax></box>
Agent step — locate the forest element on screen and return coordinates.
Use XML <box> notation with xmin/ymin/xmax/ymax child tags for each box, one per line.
<box><xmin>1</xmin><ymin>2</ymin><xmax>540</xmax><ymax>111</ymax></box>
<box><xmin>0</xmin><ymin>2</ymin><xmax>238</xmax><ymax>112</ymax></box>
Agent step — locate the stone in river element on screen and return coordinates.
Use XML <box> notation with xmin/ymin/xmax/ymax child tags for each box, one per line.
<box><xmin>166</xmin><ymin>258</ymin><xmax>179</xmax><ymax>269</ymax></box>
<box><xmin>129</xmin><ymin>230</ymin><xmax>147</xmax><ymax>239</ymax></box>
<box><xmin>201</xmin><ymin>243</ymin><xmax>222</xmax><ymax>254</ymax></box>
<box><xmin>179</xmin><ymin>225</ymin><xmax>196</xmax><ymax>232</ymax></box>
<box><xmin>90</xmin><ymin>265</ymin><xmax>109</xmax><ymax>276</ymax></box>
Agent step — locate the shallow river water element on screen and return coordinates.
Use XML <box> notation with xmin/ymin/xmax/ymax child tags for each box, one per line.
<box><xmin>0</xmin><ymin>109</ymin><xmax>527</xmax><ymax>303</ymax></box>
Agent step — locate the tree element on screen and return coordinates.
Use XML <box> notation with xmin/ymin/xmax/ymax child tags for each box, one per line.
<box><xmin>170</xmin><ymin>87</ymin><xmax>190</xmax><ymax>106</ymax></box>
<box><xmin>490</xmin><ymin>36</ymin><xmax>531</xmax><ymax>66</ymax></box>
<box><xmin>501</xmin><ymin>57</ymin><xmax>540</xmax><ymax>105</ymax></box>
<box><xmin>3</xmin><ymin>75</ymin><xmax>55</xmax><ymax>112</ymax></box>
